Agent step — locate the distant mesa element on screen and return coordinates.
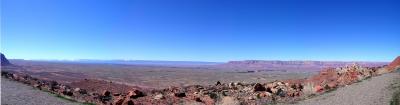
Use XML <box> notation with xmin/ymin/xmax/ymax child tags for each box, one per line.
<box><xmin>219</xmin><ymin>60</ymin><xmax>388</xmax><ymax>71</ymax></box>
<box><xmin>1</xmin><ymin>53</ymin><xmax>12</xmax><ymax>66</ymax></box>
<box><xmin>386</xmin><ymin>56</ymin><xmax>400</xmax><ymax>71</ymax></box>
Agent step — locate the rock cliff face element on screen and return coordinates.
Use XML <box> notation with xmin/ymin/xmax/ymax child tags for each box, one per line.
<box><xmin>387</xmin><ymin>56</ymin><xmax>400</xmax><ymax>71</ymax></box>
<box><xmin>218</xmin><ymin>60</ymin><xmax>388</xmax><ymax>71</ymax></box>
<box><xmin>1</xmin><ymin>53</ymin><xmax>11</xmax><ymax>66</ymax></box>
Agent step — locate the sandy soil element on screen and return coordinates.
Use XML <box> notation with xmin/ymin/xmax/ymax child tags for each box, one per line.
<box><xmin>1</xmin><ymin>78</ymin><xmax>79</xmax><ymax>105</ymax></box>
<box><xmin>285</xmin><ymin>71</ymin><xmax>400</xmax><ymax>105</ymax></box>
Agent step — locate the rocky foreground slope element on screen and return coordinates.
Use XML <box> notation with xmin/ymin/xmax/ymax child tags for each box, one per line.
<box><xmin>293</xmin><ymin>71</ymin><xmax>400</xmax><ymax>105</ymax></box>
<box><xmin>1</xmin><ymin>55</ymin><xmax>400</xmax><ymax>105</ymax></box>
<box><xmin>1</xmin><ymin>78</ymin><xmax>80</xmax><ymax>105</ymax></box>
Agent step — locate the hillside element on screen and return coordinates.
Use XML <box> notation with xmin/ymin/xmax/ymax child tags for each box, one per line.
<box><xmin>1</xmin><ymin>53</ymin><xmax>11</xmax><ymax>66</ymax></box>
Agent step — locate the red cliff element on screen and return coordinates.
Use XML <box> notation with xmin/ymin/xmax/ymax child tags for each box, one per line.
<box><xmin>387</xmin><ymin>56</ymin><xmax>400</xmax><ymax>71</ymax></box>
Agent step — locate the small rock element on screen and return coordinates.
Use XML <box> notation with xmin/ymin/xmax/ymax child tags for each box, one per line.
<box><xmin>113</xmin><ymin>96</ymin><xmax>125</xmax><ymax>105</ymax></box>
<box><xmin>248</xmin><ymin>96</ymin><xmax>255</xmax><ymax>100</ymax></box>
<box><xmin>103</xmin><ymin>90</ymin><xmax>111</xmax><ymax>96</ymax></box>
<box><xmin>33</xmin><ymin>84</ymin><xmax>41</xmax><ymax>89</ymax></box>
<box><xmin>258</xmin><ymin>92</ymin><xmax>272</xmax><ymax>97</ymax></box>
<box><xmin>74</xmin><ymin>88</ymin><xmax>80</xmax><ymax>92</ymax></box>
<box><xmin>174</xmin><ymin>92</ymin><xmax>186</xmax><ymax>97</ymax></box>
<box><xmin>113</xmin><ymin>93</ymin><xmax>121</xmax><ymax>96</ymax></box>
<box><xmin>154</xmin><ymin>94</ymin><xmax>164</xmax><ymax>99</ymax></box>
<box><xmin>314</xmin><ymin>85</ymin><xmax>323</xmax><ymax>92</ymax></box>
<box><xmin>234</xmin><ymin>82</ymin><xmax>242</xmax><ymax>86</ymax></box>
<box><xmin>62</xmin><ymin>89</ymin><xmax>73</xmax><ymax>96</ymax></box>
<box><xmin>79</xmin><ymin>89</ymin><xmax>87</xmax><ymax>94</ymax></box>
<box><xmin>216</xmin><ymin>81</ymin><xmax>221</xmax><ymax>86</ymax></box>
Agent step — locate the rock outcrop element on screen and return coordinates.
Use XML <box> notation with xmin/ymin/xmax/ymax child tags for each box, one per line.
<box><xmin>387</xmin><ymin>56</ymin><xmax>400</xmax><ymax>71</ymax></box>
<box><xmin>1</xmin><ymin>53</ymin><xmax>11</xmax><ymax>66</ymax></box>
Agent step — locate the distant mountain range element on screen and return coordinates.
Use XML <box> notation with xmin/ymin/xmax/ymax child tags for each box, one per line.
<box><xmin>216</xmin><ymin>60</ymin><xmax>389</xmax><ymax>71</ymax></box>
<box><xmin>3</xmin><ymin>52</ymin><xmax>390</xmax><ymax>71</ymax></box>
<box><xmin>34</xmin><ymin>59</ymin><xmax>224</xmax><ymax>66</ymax></box>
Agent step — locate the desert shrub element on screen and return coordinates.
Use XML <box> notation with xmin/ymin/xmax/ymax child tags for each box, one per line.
<box><xmin>391</xmin><ymin>90</ymin><xmax>400</xmax><ymax>105</ymax></box>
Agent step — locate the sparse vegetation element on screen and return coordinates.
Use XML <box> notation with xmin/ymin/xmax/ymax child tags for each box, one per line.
<box><xmin>391</xmin><ymin>90</ymin><xmax>400</xmax><ymax>105</ymax></box>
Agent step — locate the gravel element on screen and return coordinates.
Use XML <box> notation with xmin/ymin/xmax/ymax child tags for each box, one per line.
<box><xmin>1</xmin><ymin>78</ymin><xmax>79</xmax><ymax>105</ymax></box>
<box><xmin>285</xmin><ymin>72</ymin><xmax>400</xmax><ymax>105</ymax></box>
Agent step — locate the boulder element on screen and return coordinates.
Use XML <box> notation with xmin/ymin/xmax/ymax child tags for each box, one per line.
<box><xmin>327</xmin><ymin>82</ymin><xmax>338</xmax><ymax>89</ymax></box>
<box><xmin>127</xmin><ymin>89</ymin><xmax>144</xmax><ymax>99</ymax></box>
<box><xmin>314</xmin><ymin>85</ymin><xmax>323</xmax><ymax>92</ymax></box>
<box><xmin>215</xmin><ymin>81</ymin><xmax>222</xmax><ymax>86</ymax></box>
<box><xmin>220</xmin><ymin>96</ymin><xmax>240</xmax><ymax>105</ymax></box>
<box><xmin>253</xmin><ymin>83</ymin><xmax>266</xmax><ymax>91</ymax></box>
<box><xmin>103</xmin><ymin>90</ymin><xmax>111</xmax><ymax>96</ymax></box>
<box><xmin>200</xmin><ymin>95</ymin><xmax>216</xmax><ymax>105</ymax></box>
<box><xmin>74</xmin><ymin>88</ymin><xmax>81</xmax><ymax>92</ymax></box>
<box><xmin>79</xmin><ymin>89</ymin><xmax>87</xmax><ymax>94</ymax></box>
<box><xmin>258</xmin><ymin>92</ymin><xmax>272</xmax><ymax>97</ymax></box>
<box><xmin>62</xmin><ymin>89</ymin><xmax>73</xmax><ymax>96</ymax></box>
<box><xmin>154</xmin><ymin>94</ymin><xmax>164</xmax><ymax>99</ymax></box>
<box><xmin>174</xmin><ymin>92</ymin><xmax>186</xmax><ymax>97</ymax></box>
<box><xmin>113</xmin><ymin>96</ymin><xmax>125</xmax><ymax>105</ymax></box>
<box><xmin>122</xmin><ymin>99</ymin><xmax>134</xmax><ymax>105</ymax></box>
<box><xmin>33</xmin><ymin>84</ymin><xmax>42</xmax><ymax>89</ymax></box>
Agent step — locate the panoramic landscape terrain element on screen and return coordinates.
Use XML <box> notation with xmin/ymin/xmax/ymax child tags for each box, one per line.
<box><xmin>2</xmin><ymin>0</ymin><xmax>400</xmax><ymax>105</ymax></box>
<box><xmin>1</xmin><ymin>53</ymin><xmax>400</xmax><ymax>105</ymax></box>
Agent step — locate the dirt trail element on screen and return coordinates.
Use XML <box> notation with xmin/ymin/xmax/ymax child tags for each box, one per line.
<box><xmin>285</xmin><ymin>71</ymin><xmax>400</xmax><ymax>105</ymax></box>
<box><xmin>1</xmin><ymin>78</ymin><xmax>79</xmax><ymax>105</ymax></box>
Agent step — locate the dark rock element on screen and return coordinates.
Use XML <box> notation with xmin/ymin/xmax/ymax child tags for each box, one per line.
<box><xmin>113</xmin><ymin>93</ymin><xmax>121</xmax><ymax>96</ymax></box>
<box><xmin>49</xmin><ymin>81</ymin><xmax>59</xmax><ymax>90</ymax></box>
<box><xmin>195</xmin><ymin>97</ymin><xmax>202</xmax><ymax>102</ymax></box>
<box><xmin>103</xmin><ymin>90</ymin><xmax>111</xmax><ymax>96</ymax></box>
<box><xmin>216</xmin><ymin>81</ymin><xmax>221</xmax><ymax>86</ymax></box>
<box><xmin>174</xmin><ymin>92</ymin><xmax>186</xmax><ymax>97</ymax></box>
<box><xmin>62</xmin><ymin>89</ymin><xmax>74</xmax><ymax>96</ymax></box>
<box><xmin>1</xmin><ymin>53</ymin><xmax>11</xmax><ymax>66</ymax></box>
<box><xmin>276</xmin><ymin>88</ymin><xmax>286</xmax><ymax>97</ymax></box>
<box><xmin>253</xmin><ymin>83</ymin><xmax>266</xmax><ymax>91</ymax></box>
<box><xmin>128</xmin><ymin>90</ymin><xmax>145</xmax><ymax>99</ymax></box>
<box><xmin>79</xmin><ymin>89</ymin><xmax>88</xmax><ymax>94</ymax></box>
<box><xmin>123</xmin><ymin>100</ymin><xmax>134</xmax><ymax>105</ymax></box>
<box><xmin>113</xmin><ymin>97</ymin><xmax>125</xmax><ymax>105</ymax></box>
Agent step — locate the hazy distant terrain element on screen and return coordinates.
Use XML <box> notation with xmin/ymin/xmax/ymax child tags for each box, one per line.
<box><xmin>5</xmin><ymin>60</ymin><xmax>315</xmax><ymax>89</ymax></box>
<box><xmin>42</xmin><ymin>59</ymin><xmax>223</xmax><ymax>66</ymax></box>
<box><xmin>4</xmin><ymin>59</ymin><xmax>387</xmax><ymax>89</ymax></box>
<box><xmin>218</xmin><ymin>60</ymin><xmax>388</xmax><ymax>71</ymax></box>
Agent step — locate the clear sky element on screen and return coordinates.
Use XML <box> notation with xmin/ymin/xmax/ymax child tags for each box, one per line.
<box><xmin>1</xmin><ymin>0</ymin><xmax>399</xmax><ymax>62</ymax></box>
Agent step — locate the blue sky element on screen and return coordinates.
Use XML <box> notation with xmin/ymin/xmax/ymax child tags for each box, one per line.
<box><xmin>1</xmin><ymin>0</ymin><xmax>399</xmax><ymax>62</ymax></box>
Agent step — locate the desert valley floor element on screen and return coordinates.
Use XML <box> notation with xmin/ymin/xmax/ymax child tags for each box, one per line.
<box><xmin>1</xmin><ymin>56</ymin><xmax>400</xmax><ymax>105</ymax></box>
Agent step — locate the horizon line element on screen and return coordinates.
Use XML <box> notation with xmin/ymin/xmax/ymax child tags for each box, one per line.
<box><xmin>8</xmin><ymin>58</ymin><xmax>392</xmax><ymax>63</ymax></box>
